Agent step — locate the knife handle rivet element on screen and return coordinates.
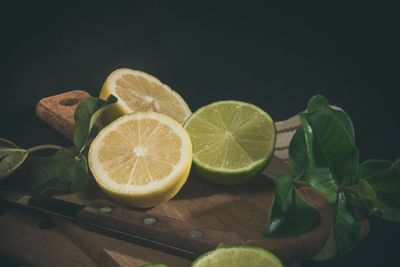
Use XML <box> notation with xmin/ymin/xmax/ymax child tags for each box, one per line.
<box><xmin>143</xmin><ymin>217</ymin><xmax>157</xmax><ymax>225</ymax></box>
<box><xmin>99</xmin><ymin>206</ymin><xmax>112</xmax><ymax>213</ymax></box>
<box><xmin>190</xmin><ymin>230</ymin><xmax>202</xmax><ymax>238</ymax></box>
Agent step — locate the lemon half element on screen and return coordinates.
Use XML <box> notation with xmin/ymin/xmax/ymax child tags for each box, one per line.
<box><xmin>100</xmin><ymin>68</ymin><xmax>191</xmax><ymax>125</ymax></box>
<box><xmin>89</xmin><ymin>111</ymin><xmax>192</xmax><ymax>207</ymax></box>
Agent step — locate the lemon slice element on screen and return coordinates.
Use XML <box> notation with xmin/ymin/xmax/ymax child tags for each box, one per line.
<box><xmin>100</xmin><ymin>68</ymin><xmax>191</xmax><ymax>125</ymax></box>
<box><xmin>88</xmin><ymin>111</ymin><xmax>192</xmax><ymax>208</ymax></box>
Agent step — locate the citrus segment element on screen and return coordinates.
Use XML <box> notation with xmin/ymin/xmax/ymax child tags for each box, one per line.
<box><xmin>89</xmin><ymin>112</ymin><xmax>192</xmax><ymax>207</ymax></box>
<box><xmin>184</xmin><ymin>100</ymin><xmax>276</xmax><ymax>185</ymax></box>
<box><xmin>191</xmin><ymin>245</ymin><xmax>283</xmax><ymax>267</ymax></box>
<box><xmin>99</xmin><ymin>68</ymin><xmax>191</xmax><ymax>125</ymax></box>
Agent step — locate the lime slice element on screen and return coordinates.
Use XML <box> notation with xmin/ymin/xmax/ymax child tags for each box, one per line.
<box><xmin>191</xmin><ymin>244</ymin><xmax>283</xmax><ymax>267</ymax></box>
<box><xmin>184</xmin><ymin>100</ymin><xmax>276</xmax><ymax>185</ymax></box>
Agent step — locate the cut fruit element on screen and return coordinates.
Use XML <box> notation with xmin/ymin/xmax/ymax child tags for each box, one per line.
<box><xmin>99</xmin><ymin>68</ymin><xmax>191</xmax><ymax>125</ymax></box>
<box><xmin>88</xmin><ymin>111</ymin><xmax>192</xmax><ymax>208</ymax></box>
<box><xmin>184</xmin><ymin>100</ymin><xmax>276</xmax><ymax>185</ymax></box>
<box><xmin>191</xmin><ymin>244</ymin><xmax>283</xmax><ymax>267</ymax></box>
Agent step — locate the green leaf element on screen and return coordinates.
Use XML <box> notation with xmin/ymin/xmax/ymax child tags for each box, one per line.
<box><xmin>369</xmin><ymin>185</ymin><xmax>400</xmax><ymax>222</ymax></box>
<box><xmin>289</xmin><ymin>128</ymin><xmax>308</xmax><ymax>180</ymax></box>
<box><xmin>263</xmin><ymin>174</ymin><xmax>319</xmax><ymax>238</ymax></box>
<box><xmin>0</xmin><ymin>138</ymin><xmax>28</xmax><ymax>179</ymax></box>
<box><xmin>300</xmin><ymin>111</ymin><xmax>358</xmax><ymax>194</ymax></box>
<box><xmin>370</xmin><ymin>199</ymin><xmax>400</xmax><ymax>222</ymax></box>
<box><xmin>21</xmin><ymin>152</ymin><xmax>69</xmax><ymax>193</ymax></box>
<box><xmin>357</xmin><ymin>179</ymin><xmax>377</xmax><ymax>210</ymax></box>
<box><xmin>331</xmin><ymin>109</ymin><xmax>355</xmax><ymax>144</ymax></box>
<box><xmin>20</xmin><ymin>151</ymin><xmax>88</xmax><ymax>194</ymax></box>
<box><xmin>332</xmin><ymin>192</ymin><xmax>362</xmax><ymax>257</ymax></box>
<box><xmin>378</xmin><ymin>189</ymin><xmax>400</xmax><ymax>209</ymax></box>
<box><xmin>349</xmin><ymin>160</ymin><xmax>400</xmax><ymax>221</ymax></box>
<box><xmin>73</xmin><ymin>95</ymin><xmax>117</xmax><ymax>153</ymax></box>
<box><xmin>307</xmin><ymin>95</ymin><xmax>331</xmax><ymax>113</ymax></box>
<box><xmin>359</xmin><ymin>159</ymin><xmax>400</xmax><ymax>221</ymax></box>
<box><xmin>311</xmin><ymin>193</ymin><xmax>338</xmax><ymax>261</ymax></box>
<box><xmin>289</xmin><ymin>95</ymin><xmax>356</xmax><ymax>185</ymax></box>
<box><xmin>56</xmin><ymin>155</ymin><xmax>89</xmax><ymax>193</ymax></box>
<box><xmin>356</xmin><ymin>159</ymin><xmax>400</xmax><ymax>193</ymax></box>
<box><xmin>311</xmin><ymin>192</ymin><xmax>361</xmax><ymax>259</ymax></box>
<box><xmin>307</xmin><ymin>95</ymin><xmax>355</xmax><ymax>142</ymax></box>
<box><xmin>346</xmin><ymin>192</ymin><xmax>365</xmax><ymax>210</ymax></box>
<box><xmin>311</xmin><ymin>231</ymin><xmax>336</xmax><ymax>261</ymax></box>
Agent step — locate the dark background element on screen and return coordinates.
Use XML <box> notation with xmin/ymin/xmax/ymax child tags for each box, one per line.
<box><xmin>1</xmin><ymin>1</ymin><xmax>399</xmax><ymax>266</ymax></box>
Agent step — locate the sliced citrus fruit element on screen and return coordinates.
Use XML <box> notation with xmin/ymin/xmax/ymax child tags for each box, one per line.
<box><xmin>99</xmin><ymin>68</ymin><xmax>191</xmax><ymax>125</ymax></box>
<box><xmin>88</xmin><ymin>111</ymin><xmax>192</xmax><ymax>208</ymax></box>
<box><xmin>184</xmin><ymin>100</ymin><xmax>276</xmax><ymax>185</ymax></box>
<box><xmin>191</xmin><ymin>244</ymin><xmax>283</xmax><ymax>267</ymax></box>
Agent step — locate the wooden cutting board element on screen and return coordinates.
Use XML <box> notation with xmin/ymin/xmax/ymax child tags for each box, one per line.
<box><xmin>28</xmin><ymin>90</ymin><xmax>368</xmax><ymax>265</ymax></box>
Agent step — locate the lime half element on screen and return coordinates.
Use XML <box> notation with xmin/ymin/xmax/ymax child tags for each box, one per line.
<box><xmin>184</xmin><ymin>100</ymin><xmax>276</xmax><ymax>185</ymax></box>
<box><xmin>191</xmin><ymin>244</ymin><xmax>283</xmax><ymax>267</ymax></box>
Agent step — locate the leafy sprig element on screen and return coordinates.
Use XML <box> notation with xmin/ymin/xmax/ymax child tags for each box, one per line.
<box><xmin>0</xmin><ymin>95</ymin><xmax>117</xmax><ymax>193</ymax></box>
<box><xmin>263</xmin><ymin>95</ymin><xmax>400</xmax><ymax>260</ymax></box>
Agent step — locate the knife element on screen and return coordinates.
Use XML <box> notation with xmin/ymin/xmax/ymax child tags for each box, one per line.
<box><xmin>0</xmin><ymin>189</ymin><xmax>243</xmax><ymax>260</ymax></box>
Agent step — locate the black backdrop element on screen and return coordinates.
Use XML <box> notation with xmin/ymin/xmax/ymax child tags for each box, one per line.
<box><xmin>1</xmin><ymin>2</ymin><xmax>399</xmax><ymax>266</ymax></box>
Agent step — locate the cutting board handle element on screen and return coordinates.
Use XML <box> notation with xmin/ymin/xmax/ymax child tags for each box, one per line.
<box><xmin>77</xmin><ymin>199</ymin><xmax>243</xmax><ymax>260</ymax></box>
<box><xmin>36</xmin><ymin>90</ymin><xmax>92</xmax><ymax>140</ymax></box>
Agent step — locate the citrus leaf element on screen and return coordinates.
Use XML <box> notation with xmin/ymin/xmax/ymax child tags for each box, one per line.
<box><xmin>356</xmin><ymin>159</ymin><xmax>400</xmax><ymax>193</ymax></box>
<box><xmin>289</xmin><ymin>127</ymin><xmax>308</xmax><ymax>180</ymax></box>
<box><xmin>370</xmin><ymin>199</ymin><xmax>400</xmax><ymax>222</ymax></box>
<box><xmin>307</xmin><ymin>95</ymin><xmax>355</xmax><ymax>143</ymax></box>
<box><xmin>20</xmin><ymin>151</ymin><xmax>88</xmax><ymax>194</ymax></box>
<box><xmin>20</xmin><ymin>152</ymin><xmax>70</xmax><ymax>193</ymax></box>
<box><xmin>56</xmin><ymin>154</ymin><xmax>88</xmax><ymax>193</ymax></box>
<box><xmin>0</xmin><ymin>138</ymin><xmax>28</xmax><ymax>179</ymax></box>
<box><xmin>332</xmin><ymin>192</ymin><xmax>362</xmax><ymax>257</ymax></box>
<box><xmin>331</xmin><ymin>109</ymin><xmax>355</xmax><ymax>144</ymax></box>
<box><xmin>28</xmin><ymin>177</ymin><xmax>69</xmax><ymax>194</ymax></box>
<box><xmin>300</xmin><ymin>111</ymin><xmax>358</xmax><ymax>194</ymax></box>
<box><xmin>307</xmin><ymin>94</ymin><xmax>331</xmax><ymax>113</ymax></box>
<box><xmin>346</xmin><ymin>192</ymin><xmax>365</xmax><ymax>210</ymax></box>
<box><xmin>357</xmin><ymin>179</ymin><xmax>377</xmax><ymax>210</ymax></box>
<box><xmin>311</xmin><ymin>193</ymin><xmax>338</xmax><ymax>261</ymax></box>
<box><xmin>311</xmin><ymin>231</ymin><xmax>337</xmax><ymax>261</ymax></box>
<box><xmin>357</xmin><ymin>159</ymin><xmax>400</xmax><ymax>221</ymax></box>
<box><xmin>289</xmin><ymin>95</ymin><xmax>356</xmax><ymax>185</ymax></box>
<box><xmin>73</xmin><ymin>95</ymin><xmax>117</xmax><ymax>153</ymax></box>
<box><xmin>263</xmin><ymin>173</ymin><xmax>319</xmax><ymax>238</ymax></box>
<box><xmin>349</xmin><ymin>159</ymin><xmax>400</xmax><ymax>221</ymax></box>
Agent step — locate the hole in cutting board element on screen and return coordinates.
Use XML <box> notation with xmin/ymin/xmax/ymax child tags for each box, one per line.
<box><xmin>59</xmin><ymin>98</ymin><xmax>79</xmax><ymax>106</ymax></box>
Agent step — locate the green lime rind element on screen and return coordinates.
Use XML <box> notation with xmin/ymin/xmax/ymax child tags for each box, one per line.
<box><xmin>184</xmin><ymin>100</ymin><xmax>276</xmax><ymax>186</ymax></box>
<box><xmin>192</xmin><ymin>149</ymin><xmax>273</xmax><ymax>185</ymax></box>
<box><xmin>191</xmin><ymin>244</ymin><xmax>283</xmax><ymax>267</ymax></box>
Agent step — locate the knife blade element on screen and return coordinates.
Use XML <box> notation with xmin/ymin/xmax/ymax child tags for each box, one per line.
<box><xmin>0</xmin><ymin>189</ymin><xmax>242</xmax><ymax>260</ymax></box>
